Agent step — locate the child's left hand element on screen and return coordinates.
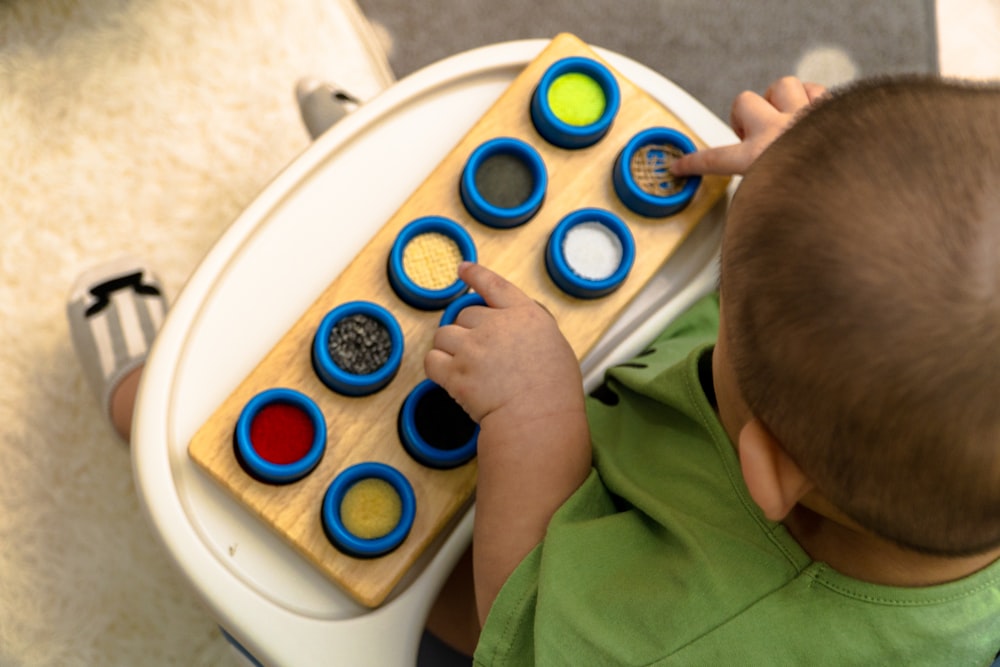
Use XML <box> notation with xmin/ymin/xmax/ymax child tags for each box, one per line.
<box><xmin>424</xmin><ymin>262</ymin><xmax>584</xmax><ymax>428</ymax></box>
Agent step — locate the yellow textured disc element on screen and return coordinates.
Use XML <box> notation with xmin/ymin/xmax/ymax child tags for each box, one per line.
<box><xmin>340</xmin><ymin>478</ymin><xmax>403</xmax><ymax>540</ymax></box>
<box><xmin>403</xmin><ymin>232</ymin><xmax>462</xmax><ymax>290</ymax></box>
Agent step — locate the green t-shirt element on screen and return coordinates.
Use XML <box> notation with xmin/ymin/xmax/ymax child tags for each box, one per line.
<box><xmin>474</xmin><ymin>294</ymin><xmax>1000</xmax><ymax>666</ymax></box>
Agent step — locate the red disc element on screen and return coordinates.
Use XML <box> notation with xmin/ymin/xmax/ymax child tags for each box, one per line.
<box><xmin>249</xmin><ymin>402</ymin><xmax>315</xmax><ymax>465</ymax></box>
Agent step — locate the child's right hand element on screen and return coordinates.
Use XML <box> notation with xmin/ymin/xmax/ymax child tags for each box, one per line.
<box><xmin>424</xmin><ymin>262</ymin><xmax>585</xmax><ymax>428</ymax></box>
<box><xmin>670</xmin><ymin>76</ymin><xmax>827</xmax><ymax>176</ymax></box>
<box><xmin>425</xmin><ymin>263</ymin><xmax>592</xmax><ymax>623</ymax></box>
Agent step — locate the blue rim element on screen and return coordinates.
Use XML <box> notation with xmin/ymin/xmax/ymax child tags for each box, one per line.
<box><xmin>321</xmin><ymin>462</ymin><xmax>416</xmax><ymax>559</ymax></box>
<box><xmin>545</xmin><ymin>208</ymin><xmax>636</xmax><ymax>299</ymax></box>
<box><xmin>530</xmin><ymin>56</ymin><xmax>621</xmax><ymax>149</ymax></box>
<box><xmin>234</xmin><ymin>388</ymin><xmax>327</xmax><ymax>485</ymax></box>
<box><xmin>613</xmin><ymin>127</ymin><xmax>702</xmax><ymax>217</ymax></box>
<box><xmin>388</xmin><ymin>217</ymin><xmax>477</xmax><ymax>310</ymax></box>
<box><xmin>459</xmin><ymin>137</ymin><xmax>547</xmax><ymax>228</ymax></box>
<box><xmin>312</xmin><ymin>301</ymin><xmax>404</xmax><ymax>396</ymax></box>
<box><xmin>398</xmin><ymin>379</ymin><xmax>479</xmax><ymax>469</ymax></box>
<box><xmin>439</xmin><ymin>292</ymin><xmax>487</xmax><ymax>327</ymax></box>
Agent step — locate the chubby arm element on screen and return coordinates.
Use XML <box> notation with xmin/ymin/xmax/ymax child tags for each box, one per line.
<box><xmin>425</xmin><ymin>262</ymin><xmax>592</xmax><ymax>625</ymax></box>
<box><xmin>671</xmin><ymin>76</ymin><xmax>827</xmax><ymax>176</ymax></box>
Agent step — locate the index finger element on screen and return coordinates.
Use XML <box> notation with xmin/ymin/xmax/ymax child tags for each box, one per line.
<box><xmin>670</xmin><ymin>143</ymin><xmax>754</xmax><ymax>176</ymax></box>
<box><xmin>457</xmin><ymin>262</ymin><xmax>532</xmax><ymax>309</ymax></box>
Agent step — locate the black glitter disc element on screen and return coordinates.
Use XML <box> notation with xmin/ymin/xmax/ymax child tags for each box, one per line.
<box><xmin>327</xmin><ymin>314</ymin><xmax>392</xmax><ymax>375</ymax></box>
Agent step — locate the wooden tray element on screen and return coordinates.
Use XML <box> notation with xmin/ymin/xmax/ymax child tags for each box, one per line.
<box><xmin>188</xmin><ymin>32</ymin><xmax>729</xmax><ymax>607</ymax></box>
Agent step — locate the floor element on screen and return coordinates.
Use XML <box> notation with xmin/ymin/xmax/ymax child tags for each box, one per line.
<box><xmin>937</xmin><ymin>0</ymin><xmax>1000</xmax><ymax>78</ymax></box>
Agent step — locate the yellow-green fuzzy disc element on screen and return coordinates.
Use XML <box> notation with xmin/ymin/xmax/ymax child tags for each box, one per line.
<box><xmin>547</xmin><ymin>73</ymin><xmax>606</xmax><ymax>126</ymax></box>
<box><xmin>340</xmin><ymin>478</ymin><xmax>402</xmax><ymax>540</ymax></box>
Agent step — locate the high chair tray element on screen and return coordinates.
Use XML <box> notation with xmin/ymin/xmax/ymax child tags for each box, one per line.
<box><xmin>132</xmin><ymin>37</ymin><xmax>736</xmax><ymax>666</ymax></box>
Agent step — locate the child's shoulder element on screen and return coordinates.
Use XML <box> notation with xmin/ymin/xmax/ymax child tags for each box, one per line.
<box><xmin>599</xmin><ymin>291</ymin><xmax>719</xmax><ymax>396</ymax></box>
<box><xmin>653</xmin><ymin>291</ymin><xmax>719</xmax><ymax>346</ymax></box>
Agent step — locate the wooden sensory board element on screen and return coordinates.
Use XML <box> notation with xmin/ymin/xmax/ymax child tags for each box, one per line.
<box><xmin>188</xmin><ymin>32</ymin><xmax>730</xmax><ymax>608</ymax></box>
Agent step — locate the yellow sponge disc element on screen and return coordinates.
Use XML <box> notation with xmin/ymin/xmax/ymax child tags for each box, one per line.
<box><xmin>340</xmin><ymin>478</ymin><xmax>402</xmax><ymax>539</ymax></box>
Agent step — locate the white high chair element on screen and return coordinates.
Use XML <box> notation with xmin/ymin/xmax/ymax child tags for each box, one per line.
<box><xmin>131</xmin><ymin>38</ymin><xmax>737</xmax><ymax>666</ymax></box>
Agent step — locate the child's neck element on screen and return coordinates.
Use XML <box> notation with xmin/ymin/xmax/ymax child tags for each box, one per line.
<box><xmin>783</xmin><ymin>502</ymin><xmax>1000</xmax><ymax>587</ymax></box>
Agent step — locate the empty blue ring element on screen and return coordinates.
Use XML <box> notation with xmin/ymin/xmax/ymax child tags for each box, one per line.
<box><xmin>530</xmin><ymin>56</ymin><xmax>621</xmax><ymax>149</ymax></box>
<box><xmin>388</xmin><ymin>217</ymin><xmax>477</xmax><ymax>310</ymax></box>
<box><xmin>234</xmin><ymin>388</ymin><xmax>327</xmax><ymax>485</ymax></box>
<box><xmin>398</xmin><ymin>379</ymin><xmax>479</xmax><ymax>469</ymax></box>
<box><xmin>613</xmin><ymin>127</ymin><xmax>701</xmax><ymax>217</ymax></box>
<box><xmin>545</xmin><ymin>208</ymin><xmax>636</xmax><ymax>299</ymax></box>
<box><xmin>312</xmin><ymin>301</ymin><xmax>404</xmax><ymax>396</ymax></box>
<box><xmin>460</xmin><ymin>137</ymin><xmax>547</xmax><ymax>228</ymax></box>
<box><xmin>321</xmin><ymin>462</ymin><xmax>416</xmax><ymax>559</ymax></box>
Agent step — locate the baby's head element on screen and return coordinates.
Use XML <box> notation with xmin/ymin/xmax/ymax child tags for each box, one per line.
<box><xmin>718</xmin><ymin>76</ymin><xmax>1000</xmax><ymax>556</ymax></box>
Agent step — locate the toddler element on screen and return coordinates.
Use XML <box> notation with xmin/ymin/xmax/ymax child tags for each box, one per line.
<box><xmin>425</xmin><ymin>75</ymin><xmax>1000</xmax><ymax>664</ymax></box>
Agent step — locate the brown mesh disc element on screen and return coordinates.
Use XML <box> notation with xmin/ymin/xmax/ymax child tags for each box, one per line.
<box><xmin>629</xmin><ymin>143</ymin><xmax>686</xmax><ymax>197</ymax></box>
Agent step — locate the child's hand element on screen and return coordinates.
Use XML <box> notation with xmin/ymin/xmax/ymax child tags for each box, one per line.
<box><xmin>426</xmin><ymin>262</ymin><xmax>591</xmax><ymax>623</ymax></box>
<box><xmin>425</xmin><ymin>262</ymin><xmax>584</xmax><ymax>427</ymax></box>
<box><xmin>671</xmin><ymin>76</ymin><xmax>827</xmax><ymax>176</ymax></box>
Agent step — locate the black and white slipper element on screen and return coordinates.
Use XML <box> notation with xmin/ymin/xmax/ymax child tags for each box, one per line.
<box><xmin>67</xmin><ymin>257</ymin><xmax>167</xmax><ymax>422</ymax></box>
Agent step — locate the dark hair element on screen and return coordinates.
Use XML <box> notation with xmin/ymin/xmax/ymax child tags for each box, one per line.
<box><xmin>721</xmin><ymin>76</ymin><xmax>1000</xmax><ymax>556</ymax></box>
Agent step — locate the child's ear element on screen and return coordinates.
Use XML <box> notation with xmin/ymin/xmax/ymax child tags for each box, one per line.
<box><xmin>738</xmin><ymin>419</ymin><xmax>814</xmax><ymax>522</ymax></box>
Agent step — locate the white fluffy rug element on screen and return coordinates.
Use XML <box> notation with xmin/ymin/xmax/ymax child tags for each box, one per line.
<box><xmin>0</xmin><ymin>1</ymin><xmax>392</xmax><ymax>664</ymax></box>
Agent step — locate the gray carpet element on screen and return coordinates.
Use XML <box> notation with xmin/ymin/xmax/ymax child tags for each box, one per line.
<box><xmin>357</xmin><ymin>0</ymin><xmax>938</xmax><ymax>120</ymax></box>
<box><xmin>352</xmin><ymin>2</ymin><xmax>938</xmax><ymax>665</ymax></box>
